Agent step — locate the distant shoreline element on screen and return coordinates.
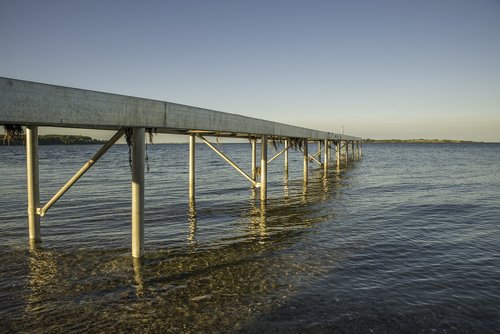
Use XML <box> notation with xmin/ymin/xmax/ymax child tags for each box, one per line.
<box><xmin>362</xmin><ymin>139</ymin><xmax>495</xmax><ymax>144</ymax></box>
<box><xmin>1</xmin><ymin>134</ymin><xmax>497</xmax><ymax>145</ymax></box>
<box><xmin>1</xmin><ymin>134</ymin><xmax>106</xmax><ymax>145</ymax></box>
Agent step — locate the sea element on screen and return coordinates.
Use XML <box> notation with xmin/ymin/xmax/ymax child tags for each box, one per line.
<box><xmin>0</xmin><ymin>142</ymin><xmax>499</xmax><ymax>333</ymax></box>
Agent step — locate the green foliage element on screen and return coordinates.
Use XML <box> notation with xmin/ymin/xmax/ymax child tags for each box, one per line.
<box><xmin>2</xmin><ymin>125</ymin><xmax>24</xmax><ymax>145</ymax></box>
<box><xmin>0</xmin><ymin>133</ymin><xmax>106</xmax><ymax>145</ymax></box>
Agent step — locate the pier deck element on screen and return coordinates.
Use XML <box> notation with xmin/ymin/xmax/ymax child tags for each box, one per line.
<box><xmin>1</xmin><ymin>77</ymin><xmax>362</xmax><ymax>258</ymax></box>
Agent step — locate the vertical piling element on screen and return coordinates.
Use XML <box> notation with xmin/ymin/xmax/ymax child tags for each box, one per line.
<box><xmin>131</xmin><ymin>128</ymin><xmax>145</xmax><ymax>258</ymax></box>
<box><xmin>260</xmin><ymin>135</ymin><xmax>267</xmax><ymax>203</ymax></box>
<box><xmin>284</xmin><ymin>138</ymin><xmax>289</xmax><ymax>175</ymax></box>
<box><xmin>189</xmin><ymin>134</ymin><xmax>195</xmax><ymax>203</ymax></box>
<box><xmin>317</xmin><ymin>141</ymin><xmax>322</xmax><ymax>164</ymax></box>
<box><xmin>324</xmin><ymin>139</ymin><xmax>329</xmax><ymax>171</ymax></box>
<box><xmin>345</xmin><ymin>141</ymin><xmax>349</xmax><ymax>164</ymax></box>
<box><xmin>26</xmin><ymin>125</ymin><xmax>41</xmax><ymax>243</ymax></box>
<box><xmin>303</xmin><ymin>139</ymin><xmax>309</xmax><ymax>183</ymax></box>
<box><xmin>336</xmin><ymin>141</ymin><xmax>340</xmax><ymax>169</ymax></box>
<box><xmin>352</xmin><ymin>141</ymin><xmax>355</xmax><ymax>160</ymax></box>
<box><xmin>251</xmin><ymin>138</ymin><xmax>257</xmax><ymax>182</ymax></box>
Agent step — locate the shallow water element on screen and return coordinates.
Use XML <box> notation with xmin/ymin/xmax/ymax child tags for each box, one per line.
<box><xmin>1</xmin><ymin>142</ymin><xmax>499</xmax><ymax>333</ymax></box>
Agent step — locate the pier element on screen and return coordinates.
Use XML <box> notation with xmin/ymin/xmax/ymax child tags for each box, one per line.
<box><xmin>0</xmin><ymin>77</ymin><xmax>362</xmax><ymax>258</ymax></box>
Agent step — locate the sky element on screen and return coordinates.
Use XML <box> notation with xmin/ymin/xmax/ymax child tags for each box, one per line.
<box><xmin>1</xmin><ymin>0</ymin><xmax>500</xmax><ymax>142</ymax></box>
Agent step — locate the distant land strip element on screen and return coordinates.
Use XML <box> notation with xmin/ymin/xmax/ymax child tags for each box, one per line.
<box><xmin>0</xmin><ymin>134</ymin><xmax>494</xmax><ymax>145</ymax></box>
<box><xmin>363</xmin><ymin>139</ymin><xmax>490</xmax><ymax>144</ymax></box>
<box><xmin>1</xmin><ymin>134</ymin><xmax>106</xmax><ymax>145</ymax></box>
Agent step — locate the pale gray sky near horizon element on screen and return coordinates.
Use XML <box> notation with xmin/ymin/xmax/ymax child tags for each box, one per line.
<box><xmin>1</xmin><ymin>0</ymin><xmax>500</xmax><ymax>142</ymax></box>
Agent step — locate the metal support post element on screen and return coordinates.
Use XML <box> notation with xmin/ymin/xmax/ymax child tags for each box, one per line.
<box><xmin>303</xmin><ymin>139</ymin><xmax>308</xmax><ymax>183</ymax></box>
<box><xmin>324</xmin><ymin>139</ymin><xmax>329</xmax><ymax>171</ymax></box>
<box><xmin>251</xmin><ymin>138</ymin><xmax>257</xmax><ymax>182</ymax></box>
<box><xmin>317</xmin><ymin>141</ymin><xmax>322</xmax><ymax>164</ymax></box>
<box><xmin>260</xmin><ymin>135</ymin><xmax>267</xmax><ymax>203</ymax></box>
<box><xmin>336</xmin><ymin>141</ymin><xmax>341</xmax><ymax>168</ymax></box>
<box><xmin>345</xmin><ymin>141</ymin><xmax>349</xmax><ymax>164</ymax></box>
<box><xmin>189</xmin><ymin>134</ymin><xmax>195</xmax><ymax>203</ymax></box>
<box><xmin>284</xmin><ymin>139</ymin><xmax>289</xmax><ymax>174</ymax></box>
<box><xmin>26</xmin><ymin>125</ymin><xmax>41</xmax><ymax>243</ymax></box>
<box><xmin>132</xmin><ymin>128</ymin><xmax>145</xmax><ymax>258</ymax></box>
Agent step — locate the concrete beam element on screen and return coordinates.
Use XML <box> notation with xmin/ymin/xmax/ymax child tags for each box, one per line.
<box><xmin>0</xmin><ymin>77</ymin><xmax>361</xmax><ymax>141</ymax></box>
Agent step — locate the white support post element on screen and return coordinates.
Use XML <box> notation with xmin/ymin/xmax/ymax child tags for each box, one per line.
<box><xmin>317</xmin><ymin>141</ymin><xmax>322</xmax><ymax>164</ymax></box>
<box><xmin>324</xmin><ymin>139</ymin><xmax>329</xmax><ymax>171</ymax></box>
<box><xmin>345</xmin><ymin>141</ymin><xmax>349</xmax><ymax>164</ymax></box>
<box><xmin>189</xmin><ymin>134</ymin><xmax>195</xmax><ymax>203</ymax></box>
<box><xmin>131</xmin><ymin>128</ymin><xmax>145</xmax><ymax>258</ymax></box>
<box><xmin>260</xmin><ymin>135</ymin><xmax>267</xmax><ymax>203</ymax></box>
<box><xmin>303</xmin><ymin>139</ymin><xmax>309</xmax><ymax>183</ymax></box>
<box><xmin>251</xmin><ymin>138</ymin><xmax>257</xmax><ymax>182</ymax></box>
<box><xmin>284</xmin><ymin>138</ymin><xmax>289</xmax><ymax>174</ymax></box>
<box><xmin>26</xmin><ymin>125</ymin><xmax>41</xmax><ymax>243</ymax></box>
<box><xmin>336</xmin><ymin>141</ymin><xmax>341</xmax><ymax>168</ymax></box>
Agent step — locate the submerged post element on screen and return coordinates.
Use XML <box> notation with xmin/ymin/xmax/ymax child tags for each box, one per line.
<box><xmin>132</xmin><ymin>128</ymin><xmax>145</xmax><ymax>258</ymax></box>
<box><xmin>26</xmin><ymin>125</ymin><xmax>41</xmax><ymax>243</ymax></box>
<box><xmin>189</xmin><ymin>134</ymin><xmax>195</xmax><ymax>203</ymax></box>
<box><xmin>284</xmin><ymin>138</ymin><xmax>289</xmax><ymax>175</ymax></box>
<box><xmin>345</xmin><ymin>141</ymin><xmax>349</xmax><ymax>164</ymax></box>
<box><xmin>336</xmin><ymin>141</ymin><xmax>340</xmax><ymax>168</ymax></box>
<box><xmin>317</xmin><ymin>141</ymin><xmax>322</xmax><ymax>164</ymax></box>
<box><xmin>260</xmin><ymin>135</ymin><xmax>267</xmax><ymax>203</ymax></box>
<box><xmin>303</xmin><ymin>139</ymin><xmax>308</xmax><ymax>183</ymax></box>
<box><xmin>324</xmin><ymin>139</ymin><xmax>329</xmax><ymax>171</ymax></box>
<box><xmin>251</xmin><ymin>138</ymin><xmax>257</xmax><ymax>182</ymax></box>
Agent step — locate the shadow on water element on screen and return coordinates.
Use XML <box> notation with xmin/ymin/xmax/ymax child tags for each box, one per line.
<box><xmin>3</xmin><ymin>163</ymin><xmax>356</xmax><ymax>333</ymax></box>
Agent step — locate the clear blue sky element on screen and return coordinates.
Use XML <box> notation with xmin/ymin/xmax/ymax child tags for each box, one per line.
<box><xmin>1</xmin><ymin>0</ymin><xmax>499</xmax><ymax>141</ymax></box>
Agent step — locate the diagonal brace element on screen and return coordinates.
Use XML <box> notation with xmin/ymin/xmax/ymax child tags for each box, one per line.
<box><xmin>268</xmin><ymin>143</ymin><xmax>291</xmax><ymax>164</ymax></box>
<box><xmin>299</xmin><ymin>147</ymin><xmax>322</xmax><ymax>166</ymax></box>
<box><xmin>197</xmin><ymin>135</ymin><xmax>260</xmax><ymax>188</ymax></box>
<box><xmin>38</xmin><ymin>128</ymin><xmax>125</xmax><ymax>217</ymax></box>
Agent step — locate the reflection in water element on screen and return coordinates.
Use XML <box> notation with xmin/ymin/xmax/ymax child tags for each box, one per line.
<box><xmin>283</xmin><ymin>175</ymin><xmax>289</xmax><ymax>202</ymax></box>
<box><xmin>3</xmin><ymin>143</ymin><xmax>499</xmax><ymax>333</ymax></box>
<box><xmin>133</xmin><ymin>258</ymin><xmax>144</xmax><ymax>299</ymax></box>
<box><xmin>187</xmin><ymin>203</ymin><xmax>197</xmax><ymax>246</ymax></box>
<box><xmin>258</xmin><ymin>205</ymin><xmax>268</xmax><ymax>240</ymax></box>
<box><xmin>247</xmin><ymin>189</ymin><xmax>268</xmax><ymax>241</ymax></box>
<box><xmin>301</xmin><ymin>180</ymin><xmax>308</xmax><ymax>204</ymax></box>
<box><xmin>11</xmin><ymin>154</ymin><xmax>354</xmax><ymax>333</ymax></box>
<box><xmin>26</xmin><ymin>247</ymin><xmax>59</xmax><ymax>317</ymax></box>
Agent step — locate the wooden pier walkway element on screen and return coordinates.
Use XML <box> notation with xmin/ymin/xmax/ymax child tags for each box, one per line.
<box><xmin>0</xmin><ymin>77</ymin><xmax>362</xmax><ymax>258</ymax></box>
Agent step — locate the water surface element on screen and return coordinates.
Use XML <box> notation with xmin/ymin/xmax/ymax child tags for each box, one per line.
<box><xmin>1</xmin><ymin>142</ymin><xmax>499</xmax><ymax>333</ymax></box>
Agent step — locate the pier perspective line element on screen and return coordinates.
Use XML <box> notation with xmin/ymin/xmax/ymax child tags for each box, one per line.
<box><xmin>0</xmin><ymin>77</ymin><xmax>362</xmax><ymax>258</ymax></box>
